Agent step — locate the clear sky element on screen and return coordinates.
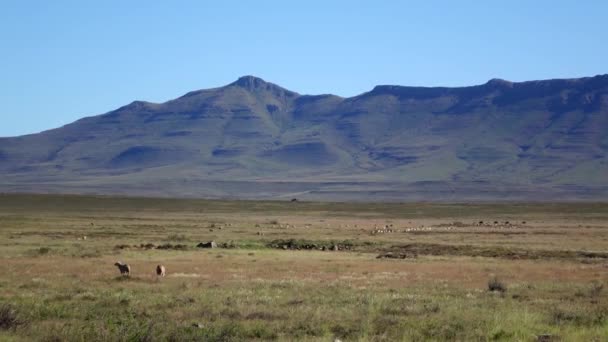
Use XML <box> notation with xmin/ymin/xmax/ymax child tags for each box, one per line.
<box><xmin>1</xmin><ymin>0</ymin><xmax>607</xmax><ymax>137</ymax></box>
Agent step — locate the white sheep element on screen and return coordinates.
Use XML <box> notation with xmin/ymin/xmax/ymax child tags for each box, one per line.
<box><xmin>156</xmin><ymin>264</ymin><xmax>166</xmax><ymax>277</ymax></box>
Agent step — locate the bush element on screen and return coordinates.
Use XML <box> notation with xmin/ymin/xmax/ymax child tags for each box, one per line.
<box><xmin>267</xmin><ymin>239</ymin><xmax>356</xmax><ymax>251</ymax></box>
<box><xmin>28</xmin><ymin>246</ymin><xmax>51</xmax><ymax>256</ymax></box>
<box><xmin>37</xmin><ymin>247</ymin><xmax>51</xmax><ymax>255</ymax></box>
<box><xmin>589</xmin><ymin>281</ymin><xmax>604</xmax><ymax>297</ymax></box>
<box><xmin>0</xmin><ymin>304</ymin><xmax>24</xmax><ymax>330</ymax></box>
<box><xmin>550</xmin><ymin>306</ymin><xmax>608</xmax><ymax>326</ymax></box>
<box><xmin>488</xmin><ymin>277</ymin><xmax>507</xmax><ymax>292</ymax></box>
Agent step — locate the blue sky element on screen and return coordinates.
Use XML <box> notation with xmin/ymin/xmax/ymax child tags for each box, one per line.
<box><xmin>1</xmin><ymin>0</ymin><xmax>607</xmax><ymax>137</ymax></box>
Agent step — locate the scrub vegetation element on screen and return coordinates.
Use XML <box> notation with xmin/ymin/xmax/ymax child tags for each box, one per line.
<box><xmin>0</xmin><ymin>194</ymin><xmax>607</xmax><ymax>341</ymax></box>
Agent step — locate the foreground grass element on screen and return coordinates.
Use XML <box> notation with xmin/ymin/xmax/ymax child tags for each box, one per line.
<box><xmin>2</xmin><ymin>273</ymin><xmax>607</xmax><ymax>341</ymax></box>
<box><xmin>0</xmin><ymin>194</ymin><xmax>607</xmax><ymax>341</ymax></box>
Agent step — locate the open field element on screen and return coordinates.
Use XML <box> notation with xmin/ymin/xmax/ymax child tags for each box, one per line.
<box><xmin>0</xmin><ymin>194</ymin><xmax>607</xmax><ymax>341</ymax></box>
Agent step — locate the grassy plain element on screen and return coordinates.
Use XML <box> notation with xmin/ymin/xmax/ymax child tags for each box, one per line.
<box><xmin>0</xmin><ymin>194</ymin><xmax>607</xmax><ymax>341</ymax></box>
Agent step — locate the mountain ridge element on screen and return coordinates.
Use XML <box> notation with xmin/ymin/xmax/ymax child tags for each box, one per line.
<box><xmin>1</xmin><ymin>74</ymin><xmax>607</xmax><ymax>201</ymax></box>
<box><xmin>56</xmin><ymin>74</ymin><xmax>608</xmax><ymax>117</ymax></box>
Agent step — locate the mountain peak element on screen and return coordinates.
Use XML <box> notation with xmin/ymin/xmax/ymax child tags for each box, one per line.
<box><xmin>229</xmin><ymin>75</ymin><xmax>298</xmax><ymax>97</ymax></box>
<box><xmin>485</xmin><ymin>78</ymin><xmax>513</xmax><ymax>88</ymax></box>
<box><xmin>231</xmin><ymin>75</ymin><xmax>269</xmax><ymax>89</ymax></box>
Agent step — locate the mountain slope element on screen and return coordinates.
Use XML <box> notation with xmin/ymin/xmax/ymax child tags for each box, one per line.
<box><xmin>1</xmin><ymin>75</ymin><xmax>607</xmax><ymax>200</ymax></box>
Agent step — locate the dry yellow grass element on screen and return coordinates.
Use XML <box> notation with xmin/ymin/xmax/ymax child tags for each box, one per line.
<box><xmin>0</xmin><ymin>194</ymin><xmax>607</xmax><ymax>341</ymax></box>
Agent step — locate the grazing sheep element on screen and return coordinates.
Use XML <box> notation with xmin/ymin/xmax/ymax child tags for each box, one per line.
<box><xmin>114</xmin><ymin>262</ymin><xmax>130</xmax><ymax>276</ymax></box>
<box><xmin>156</xmin><ymin>264</ymin><xmax>166</xmax><ymax>277</ymax></box>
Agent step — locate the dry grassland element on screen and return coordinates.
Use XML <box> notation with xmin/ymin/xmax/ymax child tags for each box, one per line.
<box><xmin>0</xmin><ymin>194</ymin><xmax>607</xmax><ymax>341</ymax></box>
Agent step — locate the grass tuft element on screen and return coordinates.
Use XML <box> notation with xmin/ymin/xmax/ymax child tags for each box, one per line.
<box><xmin>488</xmin><ymin>277</ymin><xmax>507</xmax><ymax>293</ymax></box>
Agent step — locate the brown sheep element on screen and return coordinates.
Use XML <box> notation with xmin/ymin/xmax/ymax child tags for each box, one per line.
<box><xmin>156</xmin><ymin>264</ymin><xmax>166</xmax><ymax>277</ymax></box>
<box><xmin>114</xmin><ymin>262</ymin><xmax>130</xmax><ymax>276</ymax></box>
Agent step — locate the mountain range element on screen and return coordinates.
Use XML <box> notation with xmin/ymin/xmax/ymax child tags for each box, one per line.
<box><xmin>1</xmin><ymin>75</ymin><xmax>607</xmax><ymax>201</ymax></box>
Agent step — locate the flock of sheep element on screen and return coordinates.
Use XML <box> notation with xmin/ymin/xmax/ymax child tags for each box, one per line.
<box><xmin>111</xmin><ymin>220</ymin><xmax>526</xmax><ymax>278</ymax></box>
<box><xmin>114</xmin><ymin>262</ymin><xmax>165</xmax><ymax>277</ymax></box>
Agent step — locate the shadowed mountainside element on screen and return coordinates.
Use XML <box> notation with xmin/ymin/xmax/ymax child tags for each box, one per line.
<box><xmin>1</xmin><ymin>75</ymin><xmax>607</xmax><ymax>200</ymax></box>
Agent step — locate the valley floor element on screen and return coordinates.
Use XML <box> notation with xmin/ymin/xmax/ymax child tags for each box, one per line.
<box><xmin>0</xmin><ymin>194</ymin><xmax>607</xmax><ymax>341</ymax></box>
